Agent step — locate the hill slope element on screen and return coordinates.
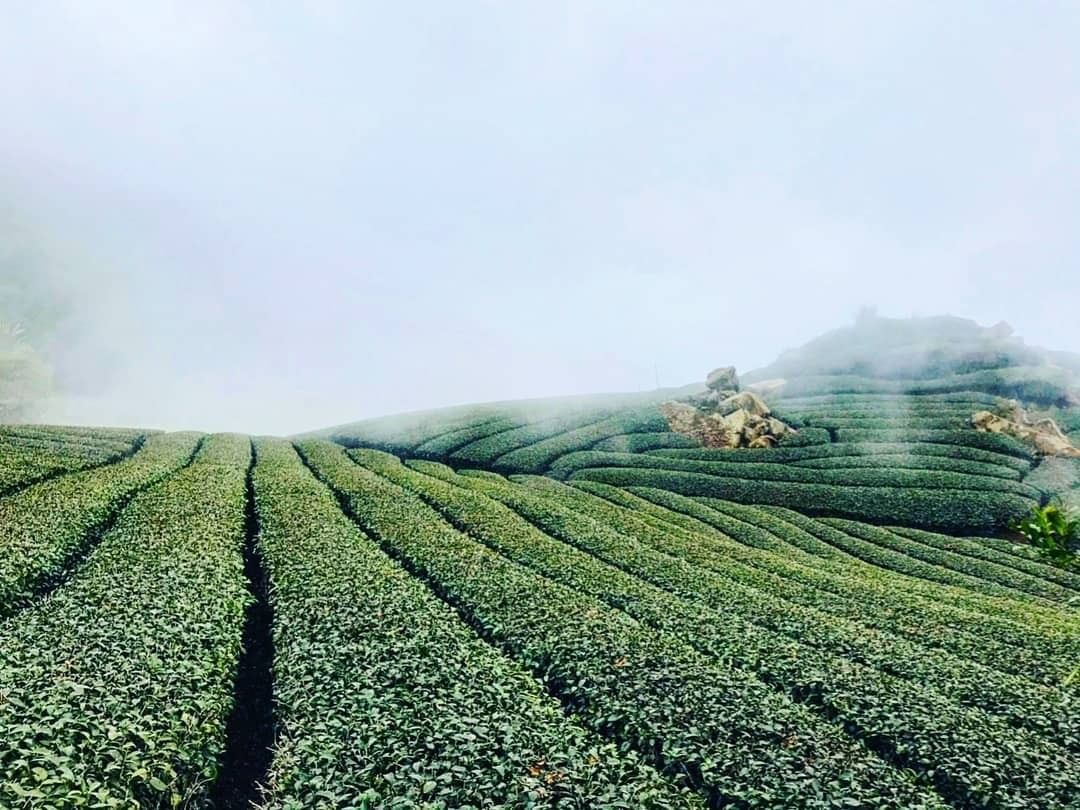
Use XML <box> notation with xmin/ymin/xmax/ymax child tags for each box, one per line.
<box><xmin>1</xmin><ymin>314</ymin><xmax>1079</xmax><ymax>808</ymax></box>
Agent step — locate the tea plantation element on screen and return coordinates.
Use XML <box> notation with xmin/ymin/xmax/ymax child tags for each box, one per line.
<box><xmin>2</xmin><ymin>318</ymin><xmax>1080</xmax><ymax>808</ymax></box>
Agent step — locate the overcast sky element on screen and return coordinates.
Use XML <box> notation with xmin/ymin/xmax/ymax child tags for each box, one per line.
<box><xmin>2</xmin><ymin>2</ymin><xmax>1078</xmax><ymax>433</ymax></box>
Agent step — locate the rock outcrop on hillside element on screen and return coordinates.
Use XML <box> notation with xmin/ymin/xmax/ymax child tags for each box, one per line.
<box><xmin>662</xmin><ymin>366</ymin><xmax>795</xmax><ymax>449</ymax></box>
<box><xmin>972</xmin><ymin>402</ymin><xmax>1080</xmax><ymax>458</ymax></box>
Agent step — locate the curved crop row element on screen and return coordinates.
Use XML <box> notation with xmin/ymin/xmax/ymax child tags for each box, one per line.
<box><xmin>817</xmin><ymin>519</ymin><xmax>1078</xmax><ymax>602</ymax></box>
<box><xmin>776</xmin><ymin>404</ymin><xmax>986</xmax><ymax>419</ymax></box>
<box><xmin>451</xmin><ymin>409</ymin><xmax>621</xmax><ymax>465</ymax></box>
<box><xmin>0</xmin><ymin>424</ymin><xmax>147</xmax><ymax>445</ymax></box>
<box><xmin>412</xmin><ymin>415</ymin><xmax>525</xmax><ymax>458</ymax></box>
<box><xmin>833</xmin><ymin>428</ymin><xmax>1036</xmax><ymax>458</ymax></box>
<box><xmin>775</xmin><ymin>426</ymin><xmax>832</xmax><ymax>446</ymax></box>
<box><xmin>772</xmin><ymin>367</ymin><xmax>1073</xmax><ymax>404</ymax></box>
<box><xmin>324</xmin><ymin>407</ymin><xmax>504</xmax><ymax>453</ymax></box>
<box><xmin>648</xmin><ymin>441</ymin><xmax>1032</xmax><ymax>473</ymax></box>
<box><xmin>772</xmin><ymin>391</ymin><xmax>1003</xmax><ymax>409</ymax></box>
<box><xmin>0</xmin><ymin>430</ymin><xmax>146</xmax><ymax>494</ymax></box>
<box><xmin>491</xmin><ymin>407</ymin><xmax>670</xmax><ymax>474</ymax></box>
<box><xmin>519</xmin><ymin>473</ymin><xmax>1080</xmax><ymax>671</ymax></box>
<box><xmin>572</xmin><ymin>482</ymin><xmax>1076</xmax><ymax>683</ymax></box>
<box><xmin>570</xmin><ymin>465</ymin><xmax>1037</xmax><ymax>532</ymax></box>
<box><xmin>442</xmin><ymin>464</ymin><xmax>1079</xmax><ymax>751</ymax></box>
<box><xmin>0</xmin><ymin>434</ymin><xmax>136</xmax><ymax>457</ymax></box>
<box><xmin>806</xmin><ymin>417</ymin><xmax>969</xmax><ymax>431</ymax></box>
<box><xmin>754</xmin><ymin>506</ymin><xmax>1072</xmax><ymax>617</ymax></box>
<box><xmin>691</xmin><ymin>498</ymin><xmax>1075</xmax><ymax>631</ymax></box>
<box><xmin>0</xmin><ymin>443</ymin><xmax>129</xmax><ymax>494</ymax></box>
<box><xmin>299</xmin><ymin>440</ymin><xmax>940</xmax><ymax>809</ymax></box>
<box><xmin>549</xmin><ymin>450</ymin><xmax>1038</xmax><ymax>499</ymax></box>
<box><xmin>0</xmin><ymin>434</ymin><xmax>251</xmax><ymax>808</ymax></box>
<box><xmin>788</xmin><ymin>453</ymin><xmax>1021</xmax><ymax>480</ymax></box>
<box><xmin>592</xmin><ymin>431</ymin><xmax>698</xmax><ymax>453</ymax></box>
<box><xmin>253</xmin><ymin>438</ymin><xmax>698</xmax><ymax>808</ymax></box>
<box><xmin>384</xmin><ymin>456</ymin><xmax>1078</xmax><ymax>805</ymax></box>
<box><xmin>0</xmin><ymin>431</ymin><xmax>203</xmax><ymax>617</ymax></box>
<box><xmin>889</xmin><ymin>525</ymin><xmax>1080</xmax><ymax>591</ymax></box>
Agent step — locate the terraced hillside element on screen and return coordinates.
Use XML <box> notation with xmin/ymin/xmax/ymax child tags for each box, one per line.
<box><xmin>2</xmin><ymin>316</ymin><xmax>1079</xmax><ymax>808</ymax></box>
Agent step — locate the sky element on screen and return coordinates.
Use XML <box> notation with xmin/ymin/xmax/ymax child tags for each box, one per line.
<box><xmin>1</xmin><ymin>1</ymin><xmax>1078</xmax><ymax>434</ymax></box>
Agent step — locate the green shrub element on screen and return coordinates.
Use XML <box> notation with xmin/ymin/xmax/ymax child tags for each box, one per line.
<box><xmin>834</xmin><ymin>428</ymin><xmax>1036</xmax><ymax>459</ymax></box>
<box><xmin>491</xmin><ymin>407</ymin><xmax>669</xmax><ymax>473</ymax></box>
<box><xmin>776</xmin><ymin>427</ymin><xmax>832</xmax><ymax>446</ymax></box>
<box><xmin>381</xmin><ymin>459</ymin><xmax>1079</xmax><ymax>800</ymax></box>
<box><xmin>592</xmin><ymin>431</ymin><xmax>698</xmax><ymax>453</ymax></box>
<box><xmin>648</xmin><ymin>440</ymin><xmax>1032</xmax><ymax>473</ymax></box>
<box><xmin>412</xmin><ymin>415</ymin><xmax>523</xmax><ymax>458</ymax></box>
<box><xmin>451</xmin><ymin>409</ymin><xmax>618</xmax><ymax>464</ymax></box>
<box><xmin>569</xmin><ymin>466</ymin><xmax>1037</xmax><ymax>532</ymax></box>
<box><xmin>254</xmin><ymin>439</ymin><xmax>697</xmax><ymax>808</ymax></box>
<box><xmin>0</xmin><ymin>431</ymin><xmax>202</xmax><ymax>616</ymax></box>
<box><xmin>302</xmin><ymin>441</ymin><xmax>939</xmax><ymax>808</ymax></box>
<box><xmin>1011</xmin><ymin>505</ymin><xmax>1080</xmax><ymax>570</ymax></box>
<box><xmin>0</xmin><ymin>434</ymin><xmax>250</xmax><ymax>808</ymax></box>
<box><xmin>551</xmin><ymin>450</ymin><xmax>1041</xmax><ymax>499</ymax></box>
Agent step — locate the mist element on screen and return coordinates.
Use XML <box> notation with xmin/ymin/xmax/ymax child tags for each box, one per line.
<box><xmin>2</xmin><ymin>2</ymin><xmax>1078</xmax><ymax>435</ymax></box>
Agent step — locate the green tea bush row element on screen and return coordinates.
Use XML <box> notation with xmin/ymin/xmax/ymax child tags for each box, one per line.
<box><xmin>774</xmin><ymin>405</ymin><xmax>986</xmax><ymax>422</ymax></box>
<box><xmin>0</xmin><ymin>424</ymin><xmax>147</xmax><ymax>445</ymax></box>
<box><xmin>253</xmin><ymin>439</ymin><xmax>697</xmax><ymax>808</ymax></box>
<box><xmin>381</xmin><ymin>456</ymin><xmax>1077</xmax><ymax>804</ymax></box>
<box><xmin>0</xmin><ymin>431</ymin><xmax>144</xmax><ymax>493</ymax></box>
<box><xmin>775</xmin><ymin>427</ymin><xmax>832</xmax><ymax>446</ymax></box>
<box><xmin>0</xmin><ymin>434</ymin><xmax>135</xmax><ymax>457</ymax></box>
<box><xmin>550</xmin><ymin>450</ymin><xmax>1040</xmax><ymax>499</ymax></box>
<box><xmin>491</xmin><ymin>408</ymin><xmax>670</xmax><ymax>474</ymax></box>
<box><xmin>819</xmin><ymin>519</ymin><xmax>1077</xmax><ymax>603</ymax></box>
<box><xmin>774</xmin><ymin>391</ymin><xmax>1002</xmax><ymax>409</ymax></box>
<box><xmin>889</xmin><ymin>525</ymin><xmax>1080</xmax><ymax>592</ymax></box>
<box><xmin>789</xmin><ymin>453</ymin><xmax>1021</xmax><ymax>480</ymax></box>
<box><xmin>570</xmin><ymin>465</ymin><xmax>1036</xmax><ymax>532</ymax></box>
<box><xmin>648</xmin><ymin>441</ymin><xmax>1032</xmax><ymax>473</ymax></box>
<box><xmin>412</xmin><ymin>416</ymin><xmax>525</xmax><ymax>458</ymax></box>
<box><xmin>758</xmin><ymin>507</ymin><xmax>1068</xmax><ymax>613</ymax></box>
<box><xmin>833</xmin><ymin>428</ymin><xmax>1036</xmax><ymax>458</ymax></box>
<box><xmin>592</xmin><ymin>432</ymin><xmax>698</xmax><ymax>453</ymax></box>
<box><xmin>573</xmin><ymin>483</ymin><xmax>1076</xmax><ymax>684</ymax></box>
<box><xmin>0</xmin><ymin>431</ymin><xmax>202</xmax><ymax>616</ymax></box>
<box><xmin>325</xmin><ymin>407</ymin><xmax>505</xmax><ymax>453</ymax></box>
<box><xmin>777</xmin><ymin>404</ymin><xmax>986</xmax><ymax>419</ymax></box>
<box><xmin>802</xmin><ymin>416</ymin><xmax>969</xmax><ymax>431</ymax></box>
<box><xmin>451</xmin><ymin>409</ymin><xmax>622</xmax><ymax>465</ymax></box>
<box><xmin>451</xmin><ymin>466</ymin><xmax>1079</xmax><ymax>750</ymax></box>
<box><xmin>565</xmin><ymin>481</ymin><xmax>1080</xmax><ymax>678</ymax></box>
<box><xmin>0</xmin><ymin>444</ymin><xmax>127</xmax><ymax>494</ymax></box>
<box><xmin>0</xmin><ymin>434</ymin><xmax>251</xmax><ymax>808</ymax></box>
<box><xmin>703</xmin><ymin>501</ymin><xmax>1077</xmax><ymax>641</ymax></box>
<box><xmin>300</xmin><ymin>440</ymin><xmax>939</xmax><ymax>808</ymax></box>
<box><xmin>774</xmin><ymin>367</ymin><xmax>1073</xmax><ymax>405</ymax></box>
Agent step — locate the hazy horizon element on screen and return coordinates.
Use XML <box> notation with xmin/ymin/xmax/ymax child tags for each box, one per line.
<box><xmin>3</xmin><ymin>3</ymin><xmax>1079</xmax><ymax>434</ymax></box>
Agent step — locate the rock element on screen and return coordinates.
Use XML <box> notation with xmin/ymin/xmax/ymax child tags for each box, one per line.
<box><xmin>706</xmin><ymin>366</ymin><xmax>740</xmax><ymax>392</ymax></box>
<box><xmin>661</xmin><ymin>365</ymin><xmax>796</xmax><ymax>450</ymax></box>
<box><xmin>722</xmin><ymin>391</ymin><xmax>771</xmax><ymax>417</ymax></box>
<box><xmin>972</xmin><ymin>408</ymin><xmax>1080</xmax><ymax>458</ymax></box>
<box><xmin>767</xmin><ymin>417</ymin><xmax>791</xmax><ymax>437</ymax></box>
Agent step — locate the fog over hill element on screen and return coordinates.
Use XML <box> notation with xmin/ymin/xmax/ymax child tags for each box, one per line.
<box><xmin>2</xmin><ymin>3</ymin><xmax>1079</xmax><ymax>433</ymax></box>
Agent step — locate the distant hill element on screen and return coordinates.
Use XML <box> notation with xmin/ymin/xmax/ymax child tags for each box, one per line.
<box><xmin>743</xmin><ymin>311</ymin><xmax>1079</xmax><ymax>406</ymax></box>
